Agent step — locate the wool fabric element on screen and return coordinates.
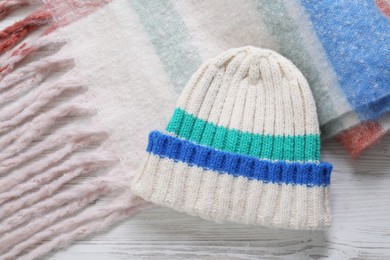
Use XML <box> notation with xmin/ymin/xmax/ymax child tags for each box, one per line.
<box><xmin>132</xmin><ymin>47</ymin><xmax>333</xmax><ymax>230</ymax></box>
<box><xmin>3</xmin><ymin>0</ymin><xmax>385</xmax><ymax>257</ymax></box>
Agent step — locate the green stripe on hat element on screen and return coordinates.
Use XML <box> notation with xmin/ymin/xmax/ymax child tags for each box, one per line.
<box><xmin>166</xmin><ymin>108</ymin><xmax>321</xmax><ymax>162</ymax></box>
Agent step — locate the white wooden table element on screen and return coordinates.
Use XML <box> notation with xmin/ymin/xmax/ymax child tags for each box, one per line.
<box><xmin>43</xmin><ymin>135</ymin><xmax>390</xmax><ymax>260</ymax></box>
<box><xmin>3</xmin><ymin>11</ymin><xmax>390</xmax><ymax>260</ymax></box>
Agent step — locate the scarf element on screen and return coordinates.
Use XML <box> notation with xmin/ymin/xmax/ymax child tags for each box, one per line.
<box><xmin>0</xmin><ymin>0</ymin><xmax>388</xmax><ymax>258</ymax></box>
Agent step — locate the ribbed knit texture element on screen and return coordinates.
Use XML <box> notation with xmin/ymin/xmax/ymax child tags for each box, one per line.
<box><xmin>132</xmin><ymin>47</ymin><xmax>332</xmax><ymax>230</ymax></box>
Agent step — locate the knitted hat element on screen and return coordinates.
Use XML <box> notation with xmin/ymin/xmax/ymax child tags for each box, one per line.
<box><xmin>131</xmin><ymin>46</ymin><xmax>332</xmax><ymax>230</ymax></box>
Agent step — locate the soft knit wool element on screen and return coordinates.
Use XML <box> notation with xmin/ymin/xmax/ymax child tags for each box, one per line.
<box><xmin>0</xmin><ymin>0</ymin><xmax>386</xmax><ymax>258</ymax></box>
<box><xmin>131</xmin><ymin>0</ymin><xmax>389</xmax><ymax>156</ymax></box>
<box><xmin>0</xmin><ymin>1</ymin><xmax>151</xmax><ymax>259</ymax></box>
<box><xmin>132</xmin><ymin>47</ymin><xmax>333</xmax><ymax>230</ymax></box>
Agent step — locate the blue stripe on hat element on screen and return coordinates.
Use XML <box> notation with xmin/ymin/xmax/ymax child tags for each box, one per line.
<box><xmin>146</xmin><ymin>131</ymin><xmax>332</xmax><ymax>187</ymax></box>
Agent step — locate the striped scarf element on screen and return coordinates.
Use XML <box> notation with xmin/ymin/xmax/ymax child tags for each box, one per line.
<box><xmin>0</xmin><ymin>0</ymin><xmax>388</xmax><ymax>258</ymax></box>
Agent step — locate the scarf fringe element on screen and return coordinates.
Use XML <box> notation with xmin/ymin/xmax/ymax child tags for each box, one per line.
<box><xmin>0</xmin><ymin>38</ymin><xmax>63</xmax><ymax>77</ymax></box>
<box><xmin>6</xmin><ymin>194</ymin><xmax>147</xmax><ymax>260</ymax></box>
<box><xmin>0</xmin><ymin>1</ymin><xmax>142</xmax><ymax>259</ymax></box>
<box><xmin>0</xmin><ymin>128</ymin><xmax>108</xmax><ymax>173</ymax></box>
<box><xmin>0</xmin><ymin>0</ymin><xmax>42</xmax><ymax>21</ymax></box>
<box><xmin>0</xmin><ymin>171</ymin><xmax>123</xmax><ymax>253</ymax></box>
<box><xmin>0</xmin><ymin>78</ymin><xmax>81</xmax><ymax>132</ymax></box>
<box><xmin>0</xmin><ymin>8</ymin><xmax>52</xmax><ymax>55</ymax></box>
<box><xmin>0</xmin><ymin>150</ymin><xmax>115</xmax><ymax>204</ymax></box>
<box><xmin>0</xmin><ymin>173</ymin><xmax>123</xmax><ymax>235</ymax></box>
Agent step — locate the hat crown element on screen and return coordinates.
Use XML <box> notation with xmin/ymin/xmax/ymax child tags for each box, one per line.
<box><xmin>166</xmin><ymin>46</ymin><xmax>320</xmax><ymax>162</ymax></box>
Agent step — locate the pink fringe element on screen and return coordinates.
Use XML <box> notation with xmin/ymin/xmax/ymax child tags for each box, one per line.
<box><xmin>0</xmin><ymin>0</ymin><xmax>42</xmax><ymax>20</ymax></box>
<box><xmin>43</xmin><ymin>0</ymin><xmax>112</xmax><ymax>34</ymax></box>
<box><xmin>0</xmin><ymin>38</ymin><xmax>63</xmax><ymax>78</ymax></box>
<box><xmin>0</xmin><ymin>100</ymin><xmax>91</xmax><ymax>158</ymax></box>
<box><xmin>0</xmin><ymin>153</ymin><xmax>116</xmax><ymax>220</ymax></box>
<box><xmin>3</xmin><ymin>194</ymin><xmax>146</xmax><ymax>259</ymax></box>
<box><xmin>0</xmin><ymin>128</ymin><xmax>108</xmax><ymax>173</ymax></box>
<box><xmin>0</xmin><ymin>9</ymin><xmax>52</xmax><ymax>55</ymax></box>
<box><xmin>0</xmin><ymin>175</ymin><xmax>123</xmax><ymax>234</ymax></box>
<box><xmin>0</xmin><ymin>130</ymin><xmax>108</xmax><ymax>189</ymax></box>
<box><xmin>0</xmin><ymin>79</ymin><xmax>82</xmax><ymax>133</ymax></box>
<box><xmin>0</xmin><ymin>1</ymin><xmax>145</xmax><ymax>259</ymax></box>
<box><xmin>0</xmin><ymin>151</ymin><xmax>116</xmax><ymax>204</ymax></box>
<box><xmin>0</xmin><ymin>176</ymin><xmax>131</xmax><ymax>255</ymax></box>
<box><xmin>19</xmin><ymin>201</ymin><xmax>149</xmax><ymax>260</ymax></box>
<box><xmin>0</xmin><ymin>55</ymin><xmax>72</xmax><ymax>91</ymax></box>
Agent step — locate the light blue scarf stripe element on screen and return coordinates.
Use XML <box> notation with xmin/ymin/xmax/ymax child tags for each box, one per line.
<box><xmin>129</xmin><ymin>0</ymin><xmax>202</xmax><ymax>93</ymax></box>
<box><xmin>252</xmin><ymin>0</ymin><xmax>339</xmax><ymax>126</ymax></box>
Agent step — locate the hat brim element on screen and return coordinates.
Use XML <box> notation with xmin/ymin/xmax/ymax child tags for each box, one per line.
<box><xmin>131</xmin><ymin>131</ymin><xmax>332</xmax><ymax>230</ymax></box>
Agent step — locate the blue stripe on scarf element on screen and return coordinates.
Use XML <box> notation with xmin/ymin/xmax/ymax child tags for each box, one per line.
<box><xmin>300</xmin><ymin>0</ymin><xmax>390</xmax><ymax>121</ymax></box>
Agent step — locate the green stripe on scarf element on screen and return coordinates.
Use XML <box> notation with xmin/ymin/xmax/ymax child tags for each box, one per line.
<box><xmin>130</xmin><ymin>0</ymin><xmax>201</xmax><ymax>92</ymax></box>
<box><xmin>166</xmin><ymin>108</ymin><xmax>321</xmax><ymax>162</ymax></box>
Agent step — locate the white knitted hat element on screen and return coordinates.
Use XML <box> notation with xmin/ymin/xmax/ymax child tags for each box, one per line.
<box><xmin>131</xmin><ymin>46</ymin><xmax>332</xmax><ymax>230</ymax></box>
